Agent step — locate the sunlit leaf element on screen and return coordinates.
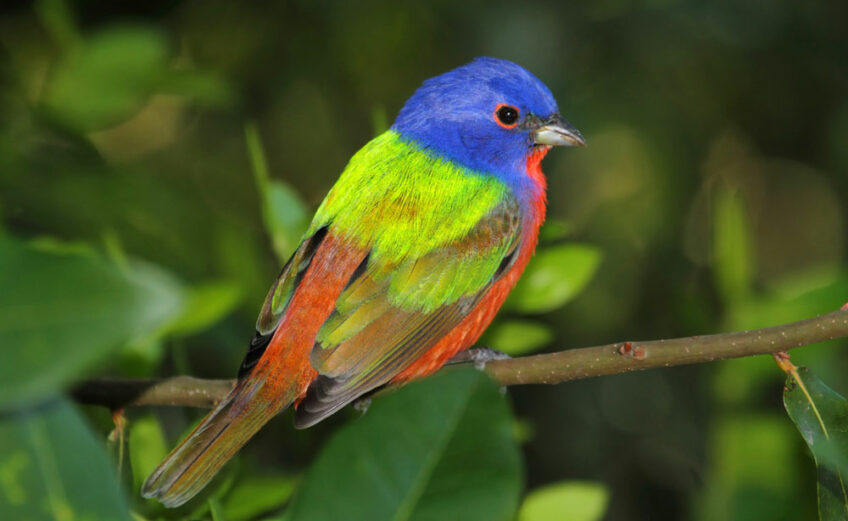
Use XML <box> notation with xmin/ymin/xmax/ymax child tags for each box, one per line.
<box><xmin>245</xmin><ymin>122</ymin><xmax>309</xmax><ymax>262</ymax></box>
<box><xmin>0</xmin><ymin>398</ymin><xmax>131</xmax><ymax>520</ymax></box>
<box><xmin>128</xmin><ymin>415</ymin><xmax>168</xmax><ymax>493</ymax></box>
<box><xmin>483</xmin><ymin>319</ymin><xmax>553</xmax><ymax>356</ymax></box>
<box><xmin>518</xmin><ymin>481</ymin><xmax>609</xmax><ymax>521</ymax></box>
<box><xmin>286</xmin><ymin>368</ymin><xmax>521</xmax><ymax>521</ymax></box>
<box><xmin>0</xmin><ymin>235</ymin><xmax>183</xmax><ymax>409</ymax></box>
<box><xmin>506</xmin><ymin>244</ymin><xmax>601</xmax><ymax>313</ymax></box>
<box><xmin>783</xmin><ymin>367</ymin><xmax>848</xmax><ymax>521</ymax></box>
<box><xmin>265</xmin><ymin>180</ymin><xmax>309</xmax><ymax>258</ymax></box>
<box><xmin>713</xmin><ymin>186</ymin><xmax>753</xmax><ymax>303</ymax></box>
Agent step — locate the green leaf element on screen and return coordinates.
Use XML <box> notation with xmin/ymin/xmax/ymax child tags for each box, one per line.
<box><xmin>0</xmin><ymin>398</ymin><xmax>131</xmax><ymax>520</ymax></box>
<box><xmin>209</xmin><ymin>497</ymin><xmax>226</xmax><ymax>521</ymax></box>
<box><xmin>0</xmin><ymin>235</ymin><xmax>183</xmax><ymax>409</ymax></box>
<box><xmin>518</xmin><ymin>481</ymin><xmax>609</xmax><ymax>521</ymax></box>
<box><xmin>159</xmin><ymin>70</ymin><xmax>233</xmax><ymax>107</ymax></box>
<box><xmin>730</xmin><ymin>269</ymin><xmax>848</xmax><ymax>331</ymax></box>
<box><xmin>162</xmin><ymin>281</ymin><xmax>243</xmax><ymax>338</ymax></box>
<box><xmin>34</xmin><ymin>0</ymin><xmax>81</xmax><ymax>50</ymax></box>
<box><xmin>717</xmin><ymin>270</ymin><xmax>848</xmax><ymax>408</ymax></box>
<box><xmin>695</xmin><ymin>414</ymin><xmax>801</xmax><ymax>520</ymax></box>
<box><xmin>128</xmin><ymin>415</ymin><xmax>168</xmax><ymax>493</ymax></box>
<box><xmin>244</xmin><ymin>122</ymin><xmax>309</xmax><ymax>262</ymax></box>
<box><xmin>506</xmin><ymin>244</ymin><xmax>602</xmax><ymax>314</ymax></box>
<box><xmin>43</xmin><ymin>26</ymin><xmax>170</xmax><ymax>132</ymax></box>
<box><xmin>222</xmin><ymin>473</ymin><xmax>297</xmax><ymax>521</ymax></box>
<box><xmin>286</xmin><ymin>368</ymin><xmax>522</xmax><ymax>521</ymax></box>
<box><xmin>265</xmin><ymin>180</ymin><xmax>309</xmax><ymax>258</ymax></box>
<box><xmin>538</xmin><ymin>219</ymin><xmax>574</xmax><ymax>244</ymax></box>
<box><xmin>371</xmin><ymin>105</ymin><xmax>389</xmax><ymax>135</ymax></box>
<box><xmin>782</xmin><ymin>367</ymin><xmax>848</xmax><ymax>521</ymax></box>
<box><xmin>712</xmin><ymin>186</ymin><xmax>753</xmax><ymax>303</ymax></box>
<box><xmin>482</xmin><ymin>319</ymin><xmax>553</xmax><ymax>356</ymax></box>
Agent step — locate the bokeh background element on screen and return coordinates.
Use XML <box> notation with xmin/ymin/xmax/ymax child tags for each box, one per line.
<box><xmin>1</xmin><ymin>1</ymin><xmax>847</xmax><ymax>520</ymax></box>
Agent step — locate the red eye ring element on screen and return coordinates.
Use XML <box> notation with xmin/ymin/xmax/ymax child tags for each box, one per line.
<box><xmin>494</xmin><ymin>103</ymin><xmax>520</xmax><ymax>129</ymax></box>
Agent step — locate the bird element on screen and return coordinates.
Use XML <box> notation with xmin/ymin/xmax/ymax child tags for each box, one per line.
<box><xmin>142</xmin><ymin>56</ymin><xmax>585</xmax><ymax>507</ymax></box>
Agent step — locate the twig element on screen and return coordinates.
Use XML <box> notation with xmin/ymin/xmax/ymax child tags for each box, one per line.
<box><xmin>487</xmin><ymin>308</ymin><xmax>848</xmax><ymax>385</ymax></box>
<box><xmin>72</xmin><ymin>376</ymin><xmax>234</xmax><ymax>409</ymax></box>
<box><xmin>72</xmin><ymin>308</ymin><xmax>848</xmax><ymax>410</ymax></box>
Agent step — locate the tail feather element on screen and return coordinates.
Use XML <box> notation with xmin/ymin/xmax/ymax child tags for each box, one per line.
<box><xmin>141</xmin><ymin>377</ymin><xmax>289</xmax><ymax>507</ymax></box>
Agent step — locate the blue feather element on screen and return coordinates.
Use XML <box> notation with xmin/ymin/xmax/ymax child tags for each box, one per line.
<box><xmin>392</xmin><ymin>57</ymin><xmax>560</xmax><ymax>198</ymax></box>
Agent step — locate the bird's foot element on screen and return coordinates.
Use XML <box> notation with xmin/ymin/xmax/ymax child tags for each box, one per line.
<box><xmin>352</xmin><ymin>396</ymin><xmax>371</xmax><ymax>414</ymax></box>
<box><xmin>448</xmin><ymin>347</ymin><xmax>512</xmax><ymax>370</ymax></box>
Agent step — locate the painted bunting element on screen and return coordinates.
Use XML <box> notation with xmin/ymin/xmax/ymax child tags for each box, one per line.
<box><xmin>143</xmin><ymin>57</ymin><xmax>584</xmax><ymax>507</ymax></box>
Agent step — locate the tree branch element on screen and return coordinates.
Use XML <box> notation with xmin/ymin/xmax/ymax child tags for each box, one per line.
<box><xmin>72</xmin><ymin>376</ymin><xmax>234</xmax><ymax>409</ymax></box>
<box><xmin>72</xmin><ymin>308</ymin><xmax>848</xmax><ymax>410</ymax></box>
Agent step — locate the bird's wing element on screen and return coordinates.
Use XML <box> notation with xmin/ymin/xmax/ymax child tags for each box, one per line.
<box><xmin>238</xmin><ymin>129</ymin><xmax>523</xmax><ymax>422</ymax></box>
<box><xmin>238</xmin><ymin>224</ymin><xmax>334</xmax><ymax>378</ymax></box>
<box><xmin>294</xmin><ymin>196</ymin><xmax>523</xmax><ymax>427</ymax></box>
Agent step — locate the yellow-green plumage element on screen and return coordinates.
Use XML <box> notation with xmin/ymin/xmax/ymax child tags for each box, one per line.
<box><xmin>265</xmin><ymin>130</ymin><xmax>518</xmax><ymax>323</ymax></box>
<box><xmin>312</xmin><ymin>131</ymin><xmax>508</xmax><ymax>259</ymax></box>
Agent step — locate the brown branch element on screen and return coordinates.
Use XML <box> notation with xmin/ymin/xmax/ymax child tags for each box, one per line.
<box><xmin>71</xmin><ymin>376</ymin><xmax>234</xmax><ymax>409</ymax></box>
<box><xmin>72</xmin><ymin>308</ymin><xmax>848</xmax><ymax>410</ymax></box>
<box><xmin>485</xmin><ymin>308</ymin><xmax>848</xmax><ymax>385</ymax></box>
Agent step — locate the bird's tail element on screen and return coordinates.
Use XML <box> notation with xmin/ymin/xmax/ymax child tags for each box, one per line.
<box><xmin>141</xmin><ymin>375</ymin><xmax>290</xmax><ymax>507</ymax></box>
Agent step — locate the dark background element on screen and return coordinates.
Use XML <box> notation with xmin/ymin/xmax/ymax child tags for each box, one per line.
<box><xmin>1</xmin><ymin>1</ymin><xmax>846</xmax><ymax>519</ymax></box>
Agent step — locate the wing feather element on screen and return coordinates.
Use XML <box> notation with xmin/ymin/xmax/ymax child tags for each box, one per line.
<box><xmin>238</xmin><ymin>225</ymin><xmax>330</xmax><ymax>378</ymax></box>
<box><xmin>294</xmin><ymin>197</ymin><xmax>522</xmax><ymax>427</ymax></box>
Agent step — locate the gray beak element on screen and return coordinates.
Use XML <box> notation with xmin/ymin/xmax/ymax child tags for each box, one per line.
<box><xmin>532</xmin><ymin>114</ymin><xmax>586</xmax><ymax>147</ymax></box>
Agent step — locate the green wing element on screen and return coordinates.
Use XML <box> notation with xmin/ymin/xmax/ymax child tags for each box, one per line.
<box><xmin>294</xmin><ymin>197</ymin><xmax>522</xmax><ymax>427</ymax></box>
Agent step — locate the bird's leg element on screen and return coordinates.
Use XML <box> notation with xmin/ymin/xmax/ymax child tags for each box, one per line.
<box><xmin>353</xmin><ymin>349</ymin><xmax>513</xmax><ymax>417</ymax></box>
<box><xmin>447</xmin><ymin>347</ymin><xmax>511</xmax><ymax>370</ymax></box>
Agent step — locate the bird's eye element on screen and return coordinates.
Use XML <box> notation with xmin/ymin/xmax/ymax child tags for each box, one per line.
<box><xmin>494</xmin><ymin>104</ymin><xmax>520</xmax><ymax>128</ymax></box>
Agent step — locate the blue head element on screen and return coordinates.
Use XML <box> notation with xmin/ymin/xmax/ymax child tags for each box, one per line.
<box><xmin>392</xmin><ymin>57</ymin><xmax>584</xmax><ymax>184</ymax></box>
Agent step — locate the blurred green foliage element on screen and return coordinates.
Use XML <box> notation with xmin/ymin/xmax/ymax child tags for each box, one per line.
<box><xmin>505</xmin><ymin>243</ymin><xmax>602</xmax><ymax>314</ymax></box>
<box><xmin>0</xmin><ymin>0</ymin><xmax>846</xmax><ymax>519</ymax></box>
<box><xmin>0</xmin><ymin>398</ymin><xmax>131</xmax><ymax>520</ymax></box>
<box><xmin>518</xmin><ymin>481</ymin><xmax>609</xmax><ymax>521</ymax></box>
<box><xmin>286</xmin><ymin>369</ymin><xmax>521</xmax><ymax>521</ymax></box>
<box><xmin>0</xmin><ymin>235</ymin><xmax>182</xmax><ymax>408</ymax></box>
<box><xmin>482</xmin><ymin>319</ymin><xmax>554</xmax><ymax>356</ymax></box>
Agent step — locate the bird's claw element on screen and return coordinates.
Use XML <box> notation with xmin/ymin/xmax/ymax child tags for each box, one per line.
<box><xmin>448</xmin><ymin>347</ymin><xmax>512</xmax><ymax>370</ymax></box>
<box><xmin>352</xmin><ymin>396</ymin><xmax>371</xmax><ymax>414</ymax></box>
